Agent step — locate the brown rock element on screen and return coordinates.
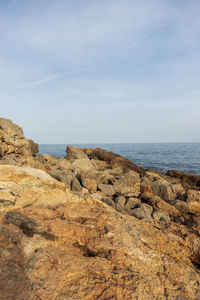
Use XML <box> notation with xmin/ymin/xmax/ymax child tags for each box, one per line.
<box><xmin>66</xmin><ymin>145</ymin><xmax>88</xmax><ymax>162</ymax></box>
<box><xmin>114</xmin><ymin>170</ymin><xmax>140</xmax><ymax>197</ymax></box>
<box><xmin>28</xmin><ymin>139</ymin><xmax>39</xmax><ymax>156</ymax></box>
<box><xmin>0</xmin><ymin>145</ymin><xmax>4</xmax><ymax>158</ymax></box>
<box><xmin>167</xmin><ymin>169</ymin><xmax>200</xmax><ymax>189</ymax></box>
<box><xmin>83</xmin><ymin>147</ymin><xmax>145</xmax><ymax>174</ymax></box>
<box><xmin>132</xmin><ymin>203</ymin><xmax>153</xmax><ymax>220</ymax></box>
<box><xmin>151</xmin><ymin>178</ymin><xmax>185</xmax><ymax>203</ymax></box>
<box><xmin>186</xmin><ymin>189</ymin><xmax>200</xmax><ymax>203</ymax></box>
<box><xmin>91</xmin><ymin>159</ymin><xmax>109</xmax><ymax>171</ymax></box>
<box><xmin>0</xmin><ymin>165</ymin><xmax>200</xmax><ymax>299</ymax></box>
<box><xmin>0</xmin><ymin>118</ymin><xmax>23</xmax><ymax>137</ymax></box>
<box><xmin>98</xmin><ymin>183</ymin><xmax>115</xmax><ymax>196</ymax></box>
<box><xmin>81</xmin><ymin>177</ymin><xmax>97</xmax><ymax>192</ymax></box>
<box><xmin>72</xmin><ymin>158</ymin><xmax>96</xmax><ymax>172</ymax></box>
<box><xmin>0</xmin><ymin>118</ymin><xmax>38</xmax><ymax>158</ymax></box>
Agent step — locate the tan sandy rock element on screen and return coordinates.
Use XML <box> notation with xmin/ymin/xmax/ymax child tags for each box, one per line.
<box><xmin>114</xmin><ymin>170</ymin><xmax>140</xmax><ymax>197</ymax></box>
<box><xmin>187</xmin><ymin>189</ymin><xmax>200</xmax><ymax>203</ymax></box>
<box><xmin>0</xmin><ymin>165</ymin><xmax>200</xmax><ymax>299</ymax></box>
<box><xmin>0</xmin><ymin>118</ymin><xmax>38</xmax><ymax>158</ymax></box>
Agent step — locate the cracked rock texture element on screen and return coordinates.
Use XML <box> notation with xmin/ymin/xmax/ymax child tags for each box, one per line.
<box><xmin>1</xmin><ymin>165</ymin><xmax>200</xmax><ymax>299</ymax></box>
<box><xmin>0</xmin><ymin>118</ymin><xmax>38</xmax><ymax>159</ymax></box>
<box><xmin>1</xmin><ymin>120</ymin><xmax>200</xmax><ymax>299</ymax></box>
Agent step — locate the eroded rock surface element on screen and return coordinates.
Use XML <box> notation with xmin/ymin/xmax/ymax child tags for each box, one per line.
<box><xmin>1</xmin><ymin>165</ymin><xmax>200</xmax><ymax>300</ymax></box>
<box><xmin>0</xmin><ymin>118</ymin><xmax>38</xmax><ymax>159</ymax></box>
<box><xmin>1</xmin><ymin>121</ymin><xmax>200</xmax><ymax>299</ymax></box>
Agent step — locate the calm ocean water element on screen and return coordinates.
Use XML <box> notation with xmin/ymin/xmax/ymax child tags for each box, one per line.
<box><xmin>39</xmin><ymin>143</ymin><xmax>200</xmax><ymax>176</ymax></box>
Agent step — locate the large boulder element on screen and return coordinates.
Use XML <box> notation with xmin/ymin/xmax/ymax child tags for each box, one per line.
<box><xmin>0</xmin><ymin>118</ymin><xmax>38</xmax><ymax>158</ymax></box>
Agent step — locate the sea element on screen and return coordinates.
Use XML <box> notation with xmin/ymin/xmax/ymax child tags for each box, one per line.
<box><xmin>39</xmin><ymin>143</ymin><xmax>200</xmax><ymax>176</ymax></box>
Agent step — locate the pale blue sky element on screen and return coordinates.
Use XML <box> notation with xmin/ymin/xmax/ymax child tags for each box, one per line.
<box><xmin>0</xmin><ymin>0</ymin><xmax>200</xmax><ymax>143</ymax></box>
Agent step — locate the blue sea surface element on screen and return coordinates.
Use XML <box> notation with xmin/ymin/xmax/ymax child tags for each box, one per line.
<box><xmin>39</xmin><ymin>143</ymin><xmax>200</xmax><ymax>176</ymax></box>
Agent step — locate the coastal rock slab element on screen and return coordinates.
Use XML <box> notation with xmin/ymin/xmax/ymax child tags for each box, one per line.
<box><xmin>0</xmin><ymin>118</ymin><xmax>38</xmax><ymax>158</ymax></box>
<box><xmin>0</xmin><ymin>162</ymin><xmax>200</xmax><ymax>298</ymax></box>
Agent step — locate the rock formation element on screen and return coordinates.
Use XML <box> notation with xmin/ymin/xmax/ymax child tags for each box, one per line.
<box><xmin>0</xmin><ymin>119</ymin><xmax>200</xmax><ymax>299</ymax></box>
<box><xmin>0</xmin><ymin>118</ymin><xmax>38</xmax><ymax>160</ymax></box>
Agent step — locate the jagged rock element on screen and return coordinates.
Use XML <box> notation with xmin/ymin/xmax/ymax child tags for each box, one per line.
<box><xmin>0</xmin><ymin>118</ymin><xmax>24</xmax><ymax>137</ymax></box>
<box><xmin>98</xmin><ymin>183</ymin><xmax>115</xmax><ymax>196</ymax></box>
<box><xmin>115</xmin><ymin>195</ymin><xmax>127</xmax><ymax>212</ymax></box>
<box><xmin>0</xmin><ymin>118</ymin><xmax>38</xmax><ymax>158</ymax></box>
<box><xmin>186</xmin><ymin>189</ymin><xmax>200</xmax><ymax>203</ymax></box>
<box><xmin>167</xmin><ymin>169</ymin><xmax>200</xmax><ymax>189</ymax></box>
<box><xmin>49</xmin><ymin>169</ymin><xmax>74</xmax><ymax>189</ymax></box>
<box><xmin>1</xmin><ymin>165</ymin><xmax>200</xmax><ymax>299</ymax></box>
<box><xmin>152</xmin><ymin>210</ymin><xmax>171</xmax><ymax>226</ymax></box>
<box><xmin>72</xmin><ymin>158</ymin><xmax>96</xmax><ymax>172</ymax></box>
<box><xmin>66</xmin><ymin>145</ymin><xmax>88</xmax><ymax>162</ymax></box>
<box><xmin>174</xmin><ymin>200</ymin><xmax>190</xmax><ymax>214</ymax></box>
<box><xmin>71</xmin><ymin>176</ymin><xmax>82</xmax><ymax>192</ymax></box>
<box><xmin>132</xmin><ymin>203</ymin><xmax>153</xmax><ymax>219</ymax></box>
<box><xmin>81</xmin><ymin>177</ymin><xmax>97</xmax><ymax>192</ymax></box>
<box><xmin>115</xmin><ymin>196</ymin><xmax>141</xmax><ymax>215</ymax></box>
<box><xmin>0</xmin><ymin>165</ymin><xmax>70</xmax><ymax>209</ymax></box>
<box><xmin>125</xmin><ymin>197</ymin><xmax>141</xmax><ymax>211</ymax></box>
<box><xmin>105</xmin><ymin>166</ymin><xmax>124</xmax><ymax>176</ymax></box>
<box><xmin>83</xmin><ymin>147</ymin><xmax>145</xmax><ymax>174</ymax></box>
<box><xmin>1</xmin><ymin>120</ymin><xmax>200</xmax><ymax>299</ymax></box>
<box><xmin>91</xmin><ymin>159</ymin><xmax>109</xmax><ymax>171</ymax></box>
<box><xmin>113</xmin><ymin>170</ymin><xmax>140</xmax><ymax>197</ymax></box>
<box><xmin>79</xmin><ymin>169</ymin><xmax>114</xmax><ymax>186</ymax></box>
<box><xmin>140</xmin><ymin>177</ymin><xmax>154</xmax><ymax>199</ymax></box>
<box><xmin>0</xmin><ymin>145</ymin><xmax>4</xmax><ymax>158</ymax></box>
<box><xmin>147</xmin><ymin>196</ymin><xmax>181</xmax><ymax>220</ymax></box>
<box><xmin>151</xmin><ymin>178</ymin><xmax>185</xmax><ymax>203</ymax></box>
<box><xmin>28</xmin><ymin>139</ymin><xmax>39</xmax><ymax>156</ymax></box>
<box><xmin>101</xmin><ymin>197</ymin><xmax>116</xmax><ymax>208</ymax></box>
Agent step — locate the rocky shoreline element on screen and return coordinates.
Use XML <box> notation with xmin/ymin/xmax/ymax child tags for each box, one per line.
<box><xmin>1</xmin><ymin>118</ymin><xmax>200</xmax><ymax>299</ymax></box>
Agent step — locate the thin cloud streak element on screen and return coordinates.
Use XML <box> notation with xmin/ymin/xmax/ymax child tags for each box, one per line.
<box><xmin>17</xmin><ymin>72</ymin><xmax>68</xmax><ymax>89</ymax></box>
<box><xmin>0</xmin><ymin>0</ymin><xmax>199</xmax><ymax>143</ymax></box>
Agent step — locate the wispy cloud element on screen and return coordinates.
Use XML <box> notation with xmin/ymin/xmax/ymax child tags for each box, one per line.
<box><xmin>0</xmin><ymin>0</ymin><xmax>199</xmax><ymax>142</ymax></box>
<box><xmin>17</xmin><ymin>71</ymin><xmax>69</xmax><ymax>89</ymax></box>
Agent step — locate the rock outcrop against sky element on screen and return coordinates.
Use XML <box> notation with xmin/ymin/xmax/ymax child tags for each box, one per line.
<box><xmin>0</xmin><ymin>118</ymin><xmax>200</xmax><ymax>299</ymax></box>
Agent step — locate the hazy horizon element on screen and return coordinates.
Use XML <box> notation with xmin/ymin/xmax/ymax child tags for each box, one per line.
<box><xmin>1</xmin><ymin>0</ymin><xmax>200</xmax><ymax>144</ymax></box>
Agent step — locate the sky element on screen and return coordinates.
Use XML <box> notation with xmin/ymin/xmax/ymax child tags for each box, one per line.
<box><xmin>0</xmin><ymin>0</ymin><xmax>200</xmax><ymax>143</ymax></box>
